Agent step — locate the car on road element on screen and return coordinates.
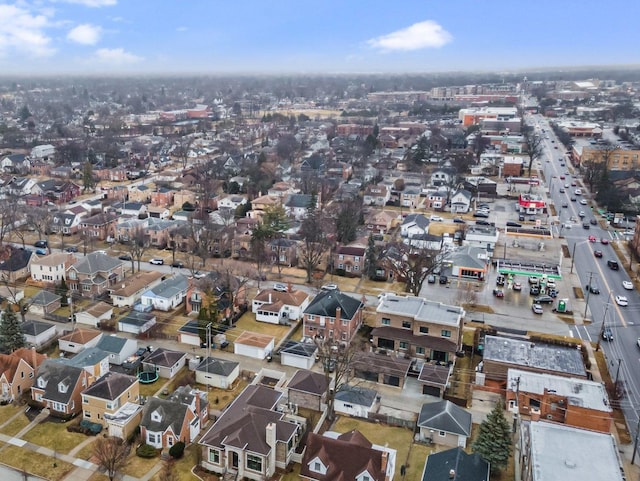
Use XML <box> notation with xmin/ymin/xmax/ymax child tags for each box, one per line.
<box><xmin>579</xmin><ymin>211</ymin><xmax>585</xmax><ymax>218</ymax></box>
<box><xmin>193</xmin><ymin>271</ymin><xmax>206</xmax><ymax>279</ymax></box>
<box><xmin>473</xmin><ymin>211</ymin><xmax>489</xmax><ymax>218</ymax></box>
<box><xmin>65</xmin><ymin>246</ymin><xmax>78</xmax><ymax>253</ymax></box>
<box><xmin>580</xmin><ymin>199</ymin><xmax>588</xmax><ymax>205</ymax></box>
<box><xmin>493</xmin><ymin>289</ymin><xmax>504</xmax><ymax>298</ymax></box>
<box><xmin>532</xmin><ymin>303</ymin><xmax>544</xmax><ymax>315</ymax></box>
<box><xmin>574</xmin><ymin>189</ymin><xmax>582</xmax><ymax>195</ymax></box>
<box><xmin>171</xmin><ymin>261</ymin><xmax>184</xmax><ymax>268</ymax></box>
<box><xmin>637</xmin><ymin>338</ymin><xmax>640</xmax><ymax>348</ymax></box>
<box><xmin>149</xmin><ymin>258</ymin><xmax>164</xmax><ymax>265</ymax></box>
<box><xmin>623</xmin><ymin>280</ymin><xmax>634</xmax><ymax>290</ymax></box>
<box><xmin>274</xmin><ymin>283</ymin><xmax>288</xmax><ymax>291</ymax></box>
<box><xmin>588</xmin><ymin>284</ymin><xmax>600</xmax><ymax>294</ymax></box>
<box><xmin>439</xmin><ymin>275</ymin><xmax>448</xmax><ymax>284</ymax></box>
<box><xmin>615</xmin><ymin>295</ymin><xmax>628</xmax><ymax>306</ymax></box>
<box><xmin>571</xmin><ymin>197</ymin><xmax>577</xmax><ymax>202</ymax></box>
<box><xmin>427</xmin><ymin>274</ymin><xmax>436</xmax><ymax>284</ymax></box>
<box><xmin>560</xmin><ymin>175</ymin><xmax>565</xmax><ymax>180</ymax></box>
<box><xmin>34</xmin><ymin>240</ymin><xmax>48</xmax><ymax>248</ymax></box>
<box><xmin>118</xmin><ymin>254</ymin><xmax>132</xmax><ymax>261</ymax></box>
<box><xmin>608</xmin><ymin>260</ymin><xmax>620</xmax><ymax>270</ymax></box>
<box><xmin>601</xmin><ymin>238</ymin><xmax>609</xmax><ymax>244</ymax></box>
<box><xmin>588</xmin><ymin>235</ymin><xmax>596</xmax><ymax>242</ymax></box>
<box><xmin>571</xmin><ymin>181</ymin><xmax>577</xmax><ymax>187</ymax></box>
<box><xmin>583</xmin><ymin>222</ymin><xmax>590</xmax><ymax>229</ymax></box>
<box><xmin>594</xmin><ymin>250</ymin><xmax>603</xmax><ymax>258</ymax></box>
<box><xmin>453</xmin><ymin>218</ymin><xmax>466</xmax><ymax>224</ymax></box>
<box><xmin>564</xmin><ymin>183</ymin><xmax>570</xmax><ymax>188</ymax></box>
<box><xmin>559</xmin><ymin>188</ymin><xmax>565</xmax><ymax>193</ymax></box>
<box><xmin>533</xmin><ymin>295</ymin><xmax>554</xmax><ymax>304</ymax></box>
<box><xmin>513</xmin><ymin>282</ymin><xmax>522</xmax><ymax>291</ymax></box>
<box><xmin>475</xmin><ymin>220</ymin><xmax>491</xmax><ymax>225</ymax></box>
<box><xmin>506</xmin><ymin>221</ymin><xmax>522</xmax><ymax>228</ymax></box>
<box><xmin>602</xmin><ymin>327</ymin><xmax>613</xmax><ymax>341</ymax></box>
<box><xmin>430</xmin><ymin>215</ymin><xmax>444</xmax><ymax>222</ymax></box>
<box><xmin>590</xmin><ymin>219</ymin><xmax>597</xmax><ymax>225</ymax></box>
<box><xmin>562</xmin><ymin>202</ymin><xmax>568</xmax><ymax>208</ymax></box>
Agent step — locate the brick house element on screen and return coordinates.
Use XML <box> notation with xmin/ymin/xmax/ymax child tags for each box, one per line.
<box><xmin>66</xmin><ymin>252</ymin><xmax>126</xmax><ymax>298</ymax></box>
<box><xmin>82</xmin><ymin>372</ymin><xmax>140</xmax><ymax>427</ymax></box>
<box><xmin>285</xmin><ymin>370</ymin><xmax>328</xmax><ymax>412</ymax></box>
<box><xmin>0</xmin><ymin>348</ymin><xmax>46</xmax><ymax>403</ymax></box>
<box><xmin>31</xmin><ymin>359</ymin><xmax>91</xmax><ymax>418</ymax></box>
<box><xmin>332</xmin><ymin>245</ymin><xmax>366</xmax><ymax>277</ymax></box>
<box><xmin>79</xmin><ymin>212</ymin><xmax>119</xmax><ymax>241</ymax></box>
<box><xmin>303</xmin><ymin>289</ymin><xmax>364</xmax><ymax>344</ymax></box>
<box><xmin>363</xmin><ymin>185</ymin><xmax>391</xmax><ymax>206</ymax></box>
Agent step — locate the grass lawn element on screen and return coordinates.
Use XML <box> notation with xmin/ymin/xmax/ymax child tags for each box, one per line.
<box><xmin>0</xmin><ymin>445</ymin><xmax>75</xmax><ymax>481</ymax></box>
<box><xmin>280</xmin><ymin>463</ymin><xmax>301</xmax><ymax>481</ymax></box>
<box><xmin>233</xmin><ymin>311</ymin><xmax>292</xmax><ymax>342</ymax></box>
<box><xmin>428</xmin><ymin>223</ymin><xmax>458</xmax><ymax>236</ymax></box>
<box><xmin>139</xmin><ymin>378</ymin><xmax>166</xmax><ymax>398</ymax></box>
<box><xmin>333</xmin><ymin>417</ymin><xmax>414</xmax><ymax>480</ymax></box>
<box><xmin>198</xmin><ymin>378</ymin><xmax>249</xmax><ymax>410</ymax></box>
<box><xmin>405</xmin><ymin>443</ymin><xmax>431</xmax><ymax>480</ymax></box>
<box><xmin>22</xmin><ymin>420</ymin><xmax>88</xmax><ymax>454</ymax></box>
<box><xmin>87</xmin><ymin>473</ymin><xmax>110</xmax><ymax>481</ymax></box>
<box><xmin>24</xmin><ymin>286</ymin><xmax>40</xmax><ymax>298</ymax></box>
<box><xmin>0</xmin><ymin>404</ymin><xmax>23</xmax><ymax>426</ymax></box>
<box><xmin>151</xmin><ymin>444</ymin><xmax>200</xmax><ymax>481</ymax></box>
<box><xmin>0</xmin><ymin>413</ymin><xmax>30</xmax><ymax>436</ymax></box>
<box><xmin>121</xmin><ymin>450</ymin><xmax>161</xmax><ymax>478</ymax></box>
<box><xmin>75</xmin><ymin>438</ymin><xmax>97</xmax><ymax>460</ymax></box>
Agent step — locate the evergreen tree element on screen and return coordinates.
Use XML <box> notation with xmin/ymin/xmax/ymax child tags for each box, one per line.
<box><xmin>472</xmin><ymin>402</ymin><xmax>512</xmax><ymax>473</ymax></box>
<box><xmin>0</xmin><ymin>305</ymin><xmax>26</xmax><ymax>353</ymax></box>
<box><xmin>365</xmin><ymin>235</ymin><xmax>378</xmax><ymax>280</ymax></box>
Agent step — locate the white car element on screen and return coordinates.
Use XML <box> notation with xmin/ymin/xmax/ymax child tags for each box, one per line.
<box><xmin>149</xmin><ymin>258</ymin><xmax>164</xmax><ymax>265</ymax></box>
<box><xmin>430</xmin><ymin>215</ymin><xmax>444</xmax><ymax>222</ymax></box>
<box><xmin>623</xmin><ymin>281</ymin><xmax>634</xmax><ymax>290</ymax></box>
<box><xmin>579</xmin><ymin>199</ymin><xmax>588</xmax><ymax>205</ymax></box>
<box><xmin>615</xmin><ymin>295</ymin><xmax>629</xmax><ymax>306</ymax></box>
<box><xmin>574</xmin><ymin>189</ymin><xmax>582</xmax><ymax>195</ymax></box>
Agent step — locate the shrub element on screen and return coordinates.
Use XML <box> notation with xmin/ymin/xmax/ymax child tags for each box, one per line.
<box><xmin>136</xmin><ymin>444</ymin><xmax>159</xmax><ymax>458</ymax></box>
<box><xmin>168</xmin><ymin>441</ymin><xmax>185</xmax><ymax>459</ymax></box>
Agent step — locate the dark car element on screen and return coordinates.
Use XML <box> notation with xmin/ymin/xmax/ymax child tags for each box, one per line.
<box><xmin>475</xmin><ymin>220</ymin><xmax>491</xmax><ymax>226</ymax></box>
<box><xmin>588</xmin><ymin>284</ymin><xmax>600</xmax><ymax>294</ymax></box>
<box><xmin>439</xmin><ymin>275</ymin><xmax>448</xmax><ymax>285</ymax></box>
<box><xmin>594</xmin><ymin>250</ymin><xmax>603</xmax><ymax>258</ymax></box>
<box><xmin>590</xmin><ymin>219</ymin><xmax>597</xmax><ymax>225</ymax></box>
<box><xmin>34</xmin><ymin>240</ymin><xmax>48</xmax><ymax>248</ymax></box>
<box><xmin>506</xmin><ymin>221</ymin><xmax>522</xmax><ymax>228</ymax></box>
<box><xmin>533</xmin><ymin>295</ymin><xmax>554</xmax><ymax>304</ymax></box>
<box><xmin>453</xmin><ymin>218</ymin><xmax>466</xmax><ymax>224</ymax></box>
<box><xmin>496</xmin><ymin>275</ymin><xmax>505</xmax><ymax>286</ymax></box>
<box><xmin>602</xmin><ymin>327</ymin><xmax>613</xmax><ymax>341</ymax></box>
<box><xmin>493</xmin><ymin>289</ymin><xmax>504</xmax><ymax>298</ymax></box>
<box><xmin>608</xmin><ymin>260</ymin><xmax>620</xmax><ymax>270</ymax></box>
<box><xmin>427</xmin><ymin>274</ymin><xmax>436</xmax><ymax>284</ymax></box>
<box><xmin>473</xmin><ymin>211</ymin><xmax>489</xmax><ymax>218</ymax></box>
<box><xmin>582</xmin><ymin>222</ymin><xmax>590</xmax><ymax>229</ymax></box>
<box><xmin>518</xmin><ymin>214</ymin><xmax>525</xmax><ymax>221</ymax></box>
<box><xmin>171</xmin><ymin>261</ymin><xmax>184</xmax><ymax>268</ymax></box>
<box><xmin>65</xmin><ymin>246</ymin><xmax>78</xmax><ymax>253</ymax></box>
<box><xmin>118</xmin><ymin>254</ymin><xmax>132</xmax><ymax>261</ymax></box>
<box><xmin>529</xmin><ymin>286</ymin><xmax>541</xmax><ymax>296</ymax></box>
<box><xmin>571</xmin><ymin>197</ymin><xmax>577</xmax><ymax>202</ymax></box>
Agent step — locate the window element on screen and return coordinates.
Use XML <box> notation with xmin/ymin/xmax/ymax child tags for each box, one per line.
<box><xmin>84</xmin><ymin>412</ymin><xmax>91</xmax><ymax>418</ymax></box>
<box><xmin>148</xmin><ymin>432</ymin><xmax>160</xmax><ymax>444</ymax></box>
<box><xmin>52</xmin><ymin>401</ymin><xmax>65</xmax><ymax>412</ymax></box>
<box><xmin>381</xmin><ymin>318</ymin><xmax>391</xmax><ymax>326</ymax></box>
<box><xmin>208</xmin><ymin>449</ymin><xmax>220</xmax><ymax>464</ymax></box>
<box><xmin>399</xmin><ymin>341</ymin><xmax>408</xmax><ymax>350</ymax></box>
<box><xmin>246</xmin><ymin>454</ymin><xmax>262</xmax><ymax>472</ymax></box>
<box><xmin>402</xmin><ymin>321</ymin><xmax>411</xmax><ymax>329</ymax></box>
<box><xmin>419</xmin><ymin>326</ymin><xmax>429</xmax><ymax>334</ymax></box>
<box><xmin>439</xmin><ymin>431</ymin><xmax>446</xmax><ymax>437</ymax></box>
<box><xmin>308</xmin><ymin>315</ymin><xmax>315</xmax><ymax>321</ymax></box>
<box><xmin>314</xmin><ymin>462</ymin><xmax>321</xmax><ymax>472</ymax></box>
<box><xmin>35</xmin><ymin>393</ymin><xmax>42</xmax><ymax>402</ymax></box>
<box><xmin>416</xmin><ymin>347</ymin><xmax>425</xmax><ymax>354</ymax></box>
<box><xmin>441</xmin><ymin>330</ymin><xmax>452</xmax><ymax>338</ymax></box>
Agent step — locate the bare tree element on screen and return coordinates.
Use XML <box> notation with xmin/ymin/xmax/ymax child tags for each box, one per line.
<box><xmin>299</xmin><ymin>208</ymin><xmax>333</xmax><ymax>283</ymax></box>
<box><xmin>0</xmin><ymin>197</ymin><xmax>18</xmax><ymax>246</ymax></box>
<box><xmin>0</xmin><ymin>273</ymin><xmax>32</xmax><ymax>323</ymax></box>
<box><xmin>383</xmin><ymin>242</ymin><xmax>445</xmax><ymax>296</ymax></box>
<box><xmin>582</xmin><ymin>160</ymin><xmax>606</xmax><ymax>192</ymax></box>
<box><xmin>92</xmin><ymin>436</ymin><xmax>130</xmax><ymax>481</ymax></box>
<box><xmin>522</xmin><ymin>125</ymin><xmax>544</xmax><ymax>177</ymax></box>
<box><xmin>126</xmin><ymin>226</ymin><xmax>150</xmax><ymax>273</ymax></box>
<box><xmin>157</xmin><ymin>458</ymin><xmax>179</xmax><ymax>481</ymax></box>
<box><xmin>25</xmin><ymin>206</ymin><xmax>54</xmax><ymax>244</ymax></box>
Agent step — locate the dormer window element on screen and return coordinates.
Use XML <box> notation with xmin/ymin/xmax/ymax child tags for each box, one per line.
<box><xmin>58</xmin><ymin>381</ymin><xmax>69</xmax><ymax>393</ymax></box>
<box><xmin>37</xmin><ymin>377</ymin><xmax>48</xmax><ymax>389</ymax></box>
<box><xmin>309</xmin><ymin>457</ymin><xmax>327</xmax><ymax>475</ymax></box>
<box><xmin>151</xmin><ymin>409</ymin><xmax>162</xmax><ymax>422</ymax></box>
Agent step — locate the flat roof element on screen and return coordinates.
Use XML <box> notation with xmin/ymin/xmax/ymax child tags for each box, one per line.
<box><xmin>524</xmin><ymin>421</ymin><xmax>623</xmax><ymax>481</ymax></box>
<box><xmin>377</xmin><ymin>294</ymin><xmax>464</xmax><ymax>327</ymax></box>
<box><xmin>496</xmin><ymin>259</ymin><xmax>562</xmax><ymax>279</ymax></box>
<box><xmin>484</xmin><ymin>336</ymin><xmax>585</xmax><ymax>377</ymax></box>
<box><xmin>508</xmin><ymin>369</ymin><xmax>610</xmax><ymax>412</ymax></box>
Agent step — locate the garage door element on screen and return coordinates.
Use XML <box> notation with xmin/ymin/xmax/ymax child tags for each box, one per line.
<box><xmin>384</xmin><ymin>375</ymin><xmax>400</xmax><ymax>387</ymax></box>
<box><xmin>422</xmin><ymin>385</ymin><xmax>441</xmax><ymax>396</ymax></box>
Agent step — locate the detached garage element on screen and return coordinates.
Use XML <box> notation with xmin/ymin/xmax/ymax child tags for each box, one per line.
<box><xmin>234</xmin><ymin>331</ymin><xmax>275</xmax><ymax>360</ymax></box>
<box><xmin>118</xmin><ymin>311</ymin><xmax>156</xmax><ymax>335</ymax></box>
<box><xmin>280</xmin><ymin>341</ymin><xmax>317</xmax><ymax>370</ymax></box>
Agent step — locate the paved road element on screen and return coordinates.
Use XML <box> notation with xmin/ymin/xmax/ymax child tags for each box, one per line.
<box><xmin>531</xmin><ymin>113</ymin><xmax>640</xmax><ymax>434</ymax></box>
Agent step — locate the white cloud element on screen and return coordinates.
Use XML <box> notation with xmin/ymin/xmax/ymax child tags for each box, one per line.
<box><xmin>0</xmin><ymin>4</ymin><xmax>54</xmax><ymax>57</ymax></box>
<box><xmin>94</xmin><ymin>47</ymin><xmax>142</xmax><ymax>64</ymax></box>
<box><xmin>67</xmin><ymin>23</ymin><xmax>102</xmax><ymax>45</ymax></box>
<box><xmin>367</xmin><ymin>20</ymin><xmax>452</xmax><ymax>52</ymax></box>
<box><xmin>59</xmin><ymin>0</ymin><xmax>117</xmax><ymax>7</ymax></box>
<box><xmin>176</xmin><ymin>26</ymin><xmax>188</xmax><ymax>32</ymax></box>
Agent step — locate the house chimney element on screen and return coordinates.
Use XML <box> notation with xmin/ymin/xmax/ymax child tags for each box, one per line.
<box><xmin>268</xmin><ymin>293</ymin><xmax>272</xmax><ymax>304</ymax></box>
<box><xmin>335</xmin><ymin>307</ymin><xmax>341</xmax><ymax>325</ymax></box>
<box><xmin>287</xmin><ymin>282</ymin><xmax>292</xmax><ymax>293</ymax></box>
<box><xmin>31</xmin><ymin>346</ymin><xmax>37</xmax><ymax>368</ymax></box>
<box><xmin>380</xmin><ymin>451</ymin><xmax>388</xmax><ymax>475</ymax></box>
<box><xmin>266</xmin><ymin>422</ymin><xmax>277</xmax><ymax>477</ymax></box>
<box><xmin>449</xmin><ymin>469</ymin><xmax>456</xmax><ymax>479</ymax></box>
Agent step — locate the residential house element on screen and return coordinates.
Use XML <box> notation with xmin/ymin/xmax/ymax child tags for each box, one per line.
<box><xmin>450</xmin><ymin>189</ymin><xmax>472</xmax><ymax>214</ymax></box>
<box><xmin>145</xmin><ymin>218</ymin><xmax>179</xmax><ymax>249</ymax></box>
<box><xmin>150</xmin><ymin>187</ymin><xmax>175</xmax><ymax>207</ymax></box>
<box><xmin>112</xmin><ymin>201</ymin><xmax>147</xmax><ymax>217</ymax></box>
<box><xmin>1</xmin><ymin>154</ymin><xmax>30</xmax><ymax>173</ymax></box>
<box><xmin>50</xmin><ymin>166</ymin><xmax>73</xmax><ymax>178</ymax></box>
<box><xmin>141</xmin><ymin>385</ymin><xmax>208</xmax><ymax>449</ymax></box>
<box><xmin>217</xmin><ymin>194</ymin><xmax>247</xmax><ymax>211</ymax></box>
<box><xmin>50</xmin><ymin>212</ymin><xmax>83</xmax><ymax>235</ymax></box>
<box><xmin>195</xmin><ymin>357</ymin><xmax>240</xmax><ymax>389</ymax></box>
<box><xmin>464</xmin><ymin>225</ymin><xmax>499</xmax><ymax>250</ymax></box>
<box><xmin>352</xmin><ymin>351</ymin><xmax>411</xmax><ymax>389</ymax></box>
<box><xmin>300</xmin><ymin>430</ymin><xmax>395</xmax><ymax>481</ymax></box>
<box><xmin>333</xmin><ymin>245</ymin><xmax>366</xmax><ymax>277</ymax></box>
<box><xmin>143</xmin><ymin>348</ymin><xmax>187</xmax><ymax>379</ymax></box>
<box><xmin>365</xmin><ymin>210</ymin><xmax>397</xmax><ymax>235</ymax></box>
<box><xmin>372</xmin><ymin>293</ymin><xmax>464</xmax><ymax>364</ymax></box>
<box><xmin>140</xmin><ymin>274</ymin><xmax>188</xmax><ymax>311</ymax></box>
<box><xmin>94</xmin><ymin>336</ymin><xmax>137</xmax><ymax>365</ymax></box>
<box><xmin>173</xmin><ymin>190</ymin><xmax>197</xmax><ymax>209</ymax></box>
<box><xmin>58</xmin><ymin>329</ymin><xmax>103</xmax><ymax>354</ymax></box>
<box><xmin>104</xmin><ymin>402</ymin><xmax>144</xmax><ymax>440</ymax></box>
<box><xmin>506</xmin><ymin>369</ymin><xmax>612</xmax><ymax>433</ymax></box>
<box><xmin>400</xmin><ymin>214</ymin><xmax>430</xmax><ymax>239</ymax></box>
<box><xmin>0</xmin><ymin>348</ymin><xmax>46</xmax><ymax>403</ymax></box>
<box><xmin>110</xmin><ymin>271</ymin><xmax>165</xmax><ymax>308</ymax></box>
<box><xmin>199</xmin><ymin>384</ymin><xmax>304</xmax><ymax>480</ymax></box>
<box><xmin>31</xmin><ymin>360</ymin><xmax>91</xmax><ymax>418</ymax></box>
<box><xmin>286</xmin><ymin>370</ymin><xmax>328</xmax><ymax>411</ymax></box>
<box><xmin>518</xmin><ymin>421</ymin><xmax>624</xmax><ymax>481</ymax></box>
<box><xmin>79</xmin><ymin>212</ymin><xmax>118</xmax><ymax>241</ymax></box>
<box><xmin>268</xmin><ymin>181</ymin><xmax>299</xmax><ymax>199</ymax></box>
<box><xmin>82</xmin><ymin>372</ymin><xmax>140</xmax><ymax>427</ymax></box>
<box><xmin>302</xmin><ymin>289</ymin><xmax>364</xmax><ymax>344</ymax></box>
<box><xmin>75</xmin><ymin>301</ymin><xmax>113</xmax><ymax>328</ymax></box>
<box><xmin>147</xmin><ymin>205</ymin><xmax>171</xmax><ymax>219</ymax></box>
<box><xmin>66</xmin><ymin>252</ymin><xmax>126</xmax><ymax>298</ymax></box>
<box><xmin>28</xmin><ymin>290</ymin><xmax>61</xmax><ymax>316</ymax></box>
<box><xmin>0</xmin><ymin>246</ymin><xmax>33</xmax><ymax>283</ymax></box>
<box><xmin>59</xmin><ymin>347</ymin><xmax>110</xmax><ymax>379</ymax></box>
<box><xmin>37</xmin><ymin>180</ymin><xmax>81</xmax><ymax>204</ymax></box>
<box><xmin>128</xmin><ymin>185</ymin><xmax>151</xmax><ymax>203</ymax></box>
<box><xmin>118</xmin><ymin>311</ymin><xmax>157</xmax><ymax>335</ymax></box>
<box><xmin>363</xmin><ymin>185</ymin><xmax>391</xmax><ymax>206</ymax></box>
<box><xmin>416</xmin><ymin>400</ymin><xmax>472</xmax><ymax>448</ymax></box>
<box><xmin>268</xmin><ymin>238</ymin><xmax>298</xmax><ymax>268</ymax></box>
<box><xmin>417</xmin><ymin>364</ymin><xmax>452</xmax><ymax>397</ymax></box>
<box><xmin>421</xmin><ymin>447</ymin><xmax>489</xmax><ymax>481</ymax></box>
<box><xmin>30</xmin><ymin>252</ymin><xmax>75</xmax><ymax>284</ymax></box>
<box><xmin>447</xmin><ymin>245</ymin><xmax>489</xmax><ymax>281</ymax></box>
<box><xmin>22</xmin><ymin>320</ymin><xmax>57</xmax><ymax>348</ymax></box>
<box><xmin>334</xmin><ymin>385</ymin><xmax>378</xmax><ymax>418</ymax></box>
<box><xmin>480</xmin><ymin>335</ymin><xmax>587</xmax><ymax>382</ymax></box>
<box><xmin>252</xmin><ymin>287</ymin><xmax>310</xmax><ymax>324</ymax></box>
<box><xmin>400</xmin><ymin>187</ymin><xmax>421</xmax><ymax>208</ymax></box>
<box><xmin>284</xmin><ymin>194</ymin><xmax>314</xmax><ymax>219</ymax></box>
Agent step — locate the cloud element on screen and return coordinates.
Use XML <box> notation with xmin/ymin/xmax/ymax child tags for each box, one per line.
<box><xmin>176</xmin><ymin>26</ymin><xmax>188</xmax><ymax>32</ymax></box>
<box><xmin>0</xmin><ymin>4</ymin><xmax>54</xmax><ymax>57</ymax></box>
<box><xmin>94</xmin><ymin>47</ymin><xmax>142</xmax><ymax>64</ymax></box>
<box><xmin>67</xmin><ymin>23</ymin><xmax>102</xmax><ymax>45</ymax></box>
<box><xmin>367</xmin><ymin>20</ymin><xmax>452</xmax><ymax>52</ymax></box>
<box><xmin>59</xmin><ymin>0</ymin><xmax>117</xmax><ymax>7</ymax></box>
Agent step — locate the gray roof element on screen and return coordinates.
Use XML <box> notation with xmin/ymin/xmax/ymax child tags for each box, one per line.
<box><xmin>483</xmin><ymin>335</ymin><xmax>586</xmax><ymax>378</ymax></box>
<box><xmin>119</xmin><ymin>311</ymin><xmax>156</xmax><ymax>328</ymax></box>
<box><xmin>522</xmin><ymin>420</ymin><xmax>624</xmax><ymax>481</ymax></box>
<box><xmin>285</xmin><ymin>193</ymin><xmax>313</xmax><ymax>208</ymax></box>
<box><xmin>196</xmin><ymin>357</ymin><xmax>239</xmax><ymax>377</ymax></box>
<box><xmin>422</xmin><ymin>447</ymin><xmax>489</xmax><ymax>481</ymax></box>
<box><xmin>22</xmin><ymin>319</ymin><xmax>56</xmax><ymax>337</ymax></box>
<box><xmin>287</xmin><ymin>370</ymin><xmax>328</xmax><ymax>396</ymax></box>
<box><xmin>140</xmin><ymin>396</ymin><xmax>189</xmax><ymax>436</ymax></box>
<box><xmin>335</xmin><ymin>385</ymin><xmax>378</xmax><ymax>407</ymax></box>
<box><xmin>377</xmin><ymin>293</ymin><xmax>464</xmax><ymax>328</ymax></box>
<box><xmin>145</xmin><ymin>274</ymin><xmax>188</xmax><ymax>299</ymax></box>
<box><xmin>402</xmin><ymin>213</ymin><xmax>430</xmax><ymax>229</ymax></box>
<box><xmin>30</xmin><ymin>290</ymin><xmax>61</xmax><ymax>306</ymax></box>
<box><xmin>417</xmin><ymin>400</ymin><xmax>472</xmax><ymax>437</ymax></box>
<box><xmin>82</xmin><ymin>372</ymin><xmax>137</xmax><ymax>401</ymax></box>
<box><xmin>144</xmin><ymin>348</ymin><xmax>186</xmax><ymax>368</ymax></box>
<box><xmin>71</xmin><ymin>252</ymin><xmax>123</xmax><ymax>275</ymax></box>
<box><xmin>95</xmin><ymin>335</ymin><xmax>129</xmax><ymax>354</ymax></box>
<box><xmin>58</xmin><ymin>347</ymin><xmax>109</xmax><ymax>369</ymax></box>
<box><xmin>35</xmin><ymin>359</ymin><xmax>85</xmax><ymax>404</ymax></box>
<box><xmin>280</xmin><ymin>341</ymin><xmax>317</xmax><ymax>358</ymax></box>
<box><xmin>304</xmin><ymin>289</ymin><xmax>363</xmax><ymax>320</ymax></box>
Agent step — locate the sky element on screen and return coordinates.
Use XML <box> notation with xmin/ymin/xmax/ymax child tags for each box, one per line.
<box><xmin>0</xmin><ymin>0</ymin><xmax>639</xmax><ymax>75</ymax></box>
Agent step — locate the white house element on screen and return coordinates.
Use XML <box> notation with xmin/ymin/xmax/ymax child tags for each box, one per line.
<box><xmin>110</xmin><ymin>271</ymin><xmax>164</xmax><ymax>308</ymax></box>
<box><xmin>252</xmin><ymin>288</ymin><xmax>310</xmax><ymax>324</ymax></box>
<box><xmin>75</xmin><ymin>302</ymin><xmax>113</xmax><ymax>328</ymax></box>
<box><xmin>143</xmin><ymin>348</ymin><xmax>187</xmax><ymax>379</ymax></box>
<box><xmin>95</xmin><ymin>336</ymin><xmax>138</xmax><ymax>365</ymax></box>
<box><xmin>31</xmin><ymin>144</ymin><xmax>56</xmax><ymax>159</ymax></box>
<box><xmin>334</xmin><ymin>386</ymin><xmax>378</xmax><ymax>418</ymax></box>
<box><xmin>140</xmin><ymin>275</ymin><xmax>188</xmax><ymax>311</ymax></box>
<box><xmin>58</xmin><ymin>329</ymin><xmax>103</xmax><ymax>354</ymax></box>
<box><xmin>217</xmin><ymin>194</ymin><xmax>247</xmax><ymax>210</ymax></box>
<box><xmin>195</xmin><ymin>357</ymin><xmax>240</xmax><ymax>389</ymax></box>
<box><xmin>234</xmin><ymin>332</ymin><xmax>275</xmax><ymax>360</ymax></box>
<box><xmin>450</xmin><ymin>189</ymin><xmax>472</xmax><ymax>214</ymax></box>
<box><xmin>400</xmin><ymin>213</ymin><xmax>430</xmax><ymax>238</ymax></box>
<box><xmin>30</xmin><ymin>252</ymin><xmax>75</xmax><ymax>283</ymax></box>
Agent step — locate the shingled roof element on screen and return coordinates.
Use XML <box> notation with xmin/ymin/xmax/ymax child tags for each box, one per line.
<box><xmin>303</xmin><ymin>289</ymin><xmax>363</xmax><ymax>320</ymax></box>
<box><xmin>82</xmin><ymin>372</ymin><xmax>137</xmax><ymax>401</ymax></box>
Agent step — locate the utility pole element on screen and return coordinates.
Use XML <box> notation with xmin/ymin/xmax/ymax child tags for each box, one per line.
<box><xmin>583</xmin><ymin>272</ymin><xmax>595</xmax><ymax>320</ymax></box>
<box><xmin>633</xmin><ymin>413</ymin><xmax>640</xmax><ymax>465</ymax></box>
<box><xmin>595</xmin><ymin>292</ymin><xmax>613</xmax><ymax>352</ymax></box>
<box><xmin>614</xmin><ymin>359</ymin><xmax>623</xmax><ymax>386</ymax></box>
<box><xmin>570</xmin><ymin>241</ymin><xmax>577</xmax><ymax>273</ymax></box>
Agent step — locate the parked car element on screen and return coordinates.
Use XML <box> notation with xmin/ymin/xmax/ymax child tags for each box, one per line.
<box><xmin>513</xmin><ymin>282</ymin><xmax>522</xmax><ymax>291</ymax></box>
<box><xmin>590</xmin><ymin>219</ymin><xmax>597</xmax><ymax>225</ymax></box>
<box><xmin>118</xmin><ymin>254</ymin><xmax>132</xmax><ymax>261</ymax></box>
<box><xmin>453</xmin><ymin>217</ymin><xmax>466</xmax><ymax>224</ymax></box>
<box><xmin>533</xmin><ymin>295</ymin><xmax>554</xmax><ymax>304</ymax></box>
<box><xmin>321</xmin><ymin>283</ymin><xmax>338</xmax><ymax>291</ymax></box>
<box><xmin>529</xmin><ymin>286</ymin><xmax>541</xmax><ymax>296</ymax></box>
<box><xmin>193</xmin><ymin>271</ymin><xmax>206</xmax><ymax>279</ymax></box>
<box><xmin>34</xmin><ymin>240</ymin><xmax>48</xmax><ymax>248</ymax></box>
<box><xmin>35</xmin><ymin>248</ymin><xmax>47</xmax><ymax>255</ymax></box>
<box><xmin>496</xmin><ymin>275</ymin><xmax>505</xmax><ymax>286</ymax></box>
<box><xmin>532</xmin><ymin>304</ymin><xmax>544</xmax><ymax>315</ymax></box>
<box><xmin>439</xmin><ymin>275</ymin><xmax>448</xmax><ymax>285</ymax></box>
<box><xmin>475</xmin><ymin>220</ymin><xmax>491</xmax><ymax>225</ymax></box>
<box><xmin>602</xmin><ymin>327</ymin><xmax>613</xmax><ymax>341</ymax></box>
<box><xmin>171</xmin><ymin>261</ymin><xmax>184</xmax><ymax>268</ymax></box>
<box><xmin>65</xmin><ymin>246</ymin><xmax>78</xmax><ymax>253</ymax></box>
<box><xmin>506</xmin><ymin>221</ymin><xmax>522</xmax><ymax>228</ymax></box>
<box><xmin>427</xmin><ymin>274</ymin><xmax>436</xmax><ymax>284</ymax></box>
<box><xmin>149</xmin><ymin>258</ymin><xmax>164</xmax><ymax>265</ymax></box>
<box><xmin>473</xmin><ymin>212</ymin><xmax>489</xmax><ymax>218</ymax></box>
<box><xmin>430</xmin><ymin>215</ymin><xmax>444</xmax><ymax>222</ymax></box>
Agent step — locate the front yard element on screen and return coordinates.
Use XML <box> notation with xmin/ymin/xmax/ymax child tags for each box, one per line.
<box><xmin>0</xmin><ymin>445</ymin><xmax>74</xmax><ymax>481</ymax></box>
<box><xmin>22</xmin><ymin>419</ymin><xmax>89</xmax><ymax>454</ymax></box>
